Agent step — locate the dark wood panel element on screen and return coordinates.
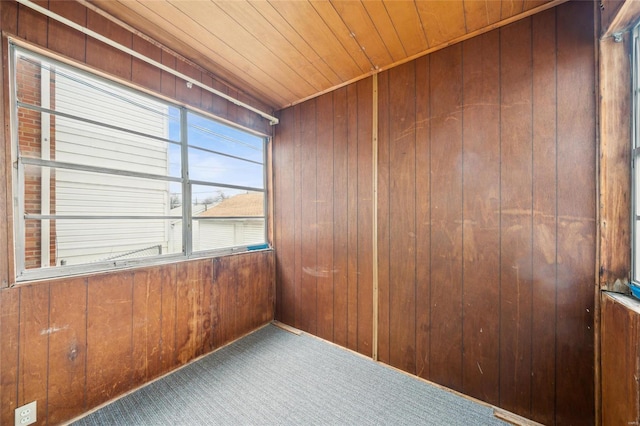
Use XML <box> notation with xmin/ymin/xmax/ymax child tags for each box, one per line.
<box><xmin>346</xmin><ymin>83</ymin><xmax>359</xmax><ymax>352</ymax></box>
<box><xmin>555</xmin><ymin>2</ymin><xmax>596</xmax><ymax>424</ymax></box>
<box><xmin>175</xmin><ymin>58</ymin><xmax>202</xmax><ymax>108</ymax></box>
<box><xmin>86</xmin><ymin>272</ymin><xmax>134</xmax><ymax>408</ymax></box>
<box><xmin>47</xmin><ymin>278</ymin><xmax>87</xmax><ymax>424</ymax></box>
<box><xmin>332</xmin><ymin>87</ymin><xmax>349</xmax><ymax>348</ymax></box>
<box><xmin>18</xmin><ymin>284</ymin><xmax>50</xmax><ymax>423</ymax></box>
<box><xmin>293</xmin><ymin>104</ymin><xmax>303</xmax><ymax>331</ymax></box>
<box><xmin>356</xmin><ymin>77</ymin><xmax>373</xmax><ymax>357</ymax></box>
<box><xmin>499</xmin><ymin>18</ymin><xmax>534</xmax><ymax>416</ymax></box>
<box><xmin>601</xmin><ymin>293</ymin><xmax>640</xmax><ymax>425</ymax></box>
<box><xmin>85</xmin><ymin>9</ymin><xmax>132</xmax><ymax>81</ymax></box>
<box><xmin>530</xmin><ymin>9</ymin><xmax>558</xmax><ymax>425</ymax></box>
<box><xmin>316</xmin><ymin>92</ymin><xmax>335</xmax><ymax>341</ymax></box>
<box><xmin>212</xmin><ymin>256</ymin><xmax>236</xmax><ymax>348</ymax></box>
<box><xmin>17</xmin><ymin>1</ymin><xmax>48</xmax><ymax>46</ymax></box>
<box><xmin>47</xmin><ymin>1</ymin><xmax>86</xmax><ymax>62</ymax></box>
<box><xmin>376</xmin><ymin>71</ymin><xmax>391</xmax><ymax>365</ymax></box>
<box><xmin>132</xmin><ymin>36</ymin><xmax>162</xmax><ymax>93</ymax></box>
<box><xmin>132</xmin><ymin>267</ymin><xmax>163</xmax><ymax>382</ymax></box>
<box><xmin>387</xmin><ymin>61</ymin><xmax>417</xmax><ymax>372</ymax></box>
<box><xmin>414</xmin><ymin>55</ymin><xmax>430</xmax><ymax>380</ymax></box>
<box><xmin>300</xmin><ymin>99</ymin><xmax>318</xmax><ymax>335</ymax></box>
<box><xmin>461</xmin><ymin>30</ymin><xmax>500</xmax><ymax>405</ymax></box>
<box><xmin>160</xmin><ymin>264</ymin><xmax>178</xmax><ymax>373</ymax></box>
<box><xmin>0</xmin><ymin>287</ymin><xmax>20</xmax><ymax>426</ymax></box>
<box><xmin>429</xmin><ymin>43</ymin><xmax>464</xmax><ymax>392</ymax></box>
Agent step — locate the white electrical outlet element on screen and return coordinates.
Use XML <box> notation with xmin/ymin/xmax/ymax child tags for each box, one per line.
<box><xmin>14</xmin><ymin>401</ymin><xmax>36</xmax><ymax>426</ymax></box>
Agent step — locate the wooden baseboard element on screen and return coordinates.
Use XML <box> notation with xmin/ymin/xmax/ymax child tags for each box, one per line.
<box><xmin>493</xmin><ymin>408</ymin><xmax>545</xmax><ymax>426</ymax></box>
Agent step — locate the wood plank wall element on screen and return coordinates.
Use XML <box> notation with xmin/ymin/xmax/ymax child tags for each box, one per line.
<box><xmin>274</xmin><ymin>2</ymin><xmax>596</xmax><ymax>425</ymax></box>
<box><xmin>0</xmin><ymin>251</ymin><xmax>275</xmax><ymax>425</ymax></box>
<box><xmin>273</xmin><ymin>78</ymin><xmax>374</xmax><ymax>356</ymax></box>
<box><xmin>601</xmin><ymin>292</ymin><xmax>640</xmax><ymax>425</ymax></box>
<box><xmin>0</xmin><ymin>1</ymin><xmax>276</xmax><ymax>425</ymax></box>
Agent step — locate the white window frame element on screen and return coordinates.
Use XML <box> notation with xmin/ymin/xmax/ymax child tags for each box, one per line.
<box><xmin>10</xmin><ymin>43</ymin><xmax>269</xmax><ymax>283</ymax></box>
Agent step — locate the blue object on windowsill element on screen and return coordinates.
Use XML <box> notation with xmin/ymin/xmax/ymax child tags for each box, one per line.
<box><xmin>630</xmin><ymin>282</ymin><xmax>640</xmax><ymax>300</ymax></box>
<box><xmin>247</xmin><ymin>243</ymin><xmax>269</xmax><ymax>251</ymax></box>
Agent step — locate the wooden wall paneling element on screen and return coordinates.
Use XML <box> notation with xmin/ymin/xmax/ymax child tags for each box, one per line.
<box><xmin>555</xmin><ymin>2</ymin><xmax>596</xmax><ymax>424</ymax></box>
<box><xmin>498</xmin><ymin>18</ymin><xmax>534</xmax><ymax>417</ymax></box>
<box><xmin>132</xmin><ymin>267</ymin><xmax>163</xmax><ymax>383</ymax></box>
<box><xmin>175</xmin><ymin>260</ymin><xmax>202</xmax><ymax>364</ymax></box>
<box><xmin>212</xmin><ymin>256</ymin><xmax>236</xmax><ymax>348</ymax></box>
<box><xmin>176</xmin><ymin>58</ymin><xmax>202</xmax><ymax>109</ymax></box>
<box><xmin>47</xmin><ymin>1</ymin><xmax>87</xmax><ymax>62</ymax></box>
<box><xmin>1</xmin><ymin>1</ymin><xmax>18</xmax><ymax>34</ymax></box>
<box><xmin>17</xmin><ymin>0</ymin><xmax>48</xmax><ymax>46</ymax></box>
<box><xmin>18</xmin><ymin>283</ymin><xmax>50</xmax><ymax>423</ymax></box>
<box><xmin>376</xmin><ymin>70</ymin><xmax>390</xmax><ymax>365</ymax></box>
<box><xmin>0</xmin><ymin>288</ymin><xmax>20</xmax><ymax>426</ymax></box>
<box><xmin>160</xmin><ymin>50</ymin><xmax>177</xmax><ymax>101</ymax></box>
<box><xmin>131</xmin><ymin>35</ymin><xmax>162</xmax><ymax>93</ymax></box>
<box><xmin>260</xmin><ymin>251</ymin><xmax>276</xmax><ymax>326</ymax></box>
<box><xmin>428</xmin><ymin>43</ymin><xmax>464</xmax><ymax>392</ymax></box>
<box><xmin>601</xmin><ymin>293</ymin><xmax>640</xmax><ymax>425</ymax></box>
<box><xmin>85</xmin><ymin>9</ymin><xmax>132</xmax><ymax>81</ymax></box>
<box><xmin>414</xmin><ymin>55</ymin><xmax>430</xmax><ymax>380</ymax></box>
<box><xmin>356</xmin><ymin>77</ymin><xmax>373</xmax><ymax>357</ymax></box>
<box><xmin>293</xmin><ymin>104</ymin><xmax>303</xmax><ymax>331</ymax></box>
<box><xmin>388</xmin><ymin>61</ymin><xmax>417</xmax><ymax>373</ymax></box>
<box><xmin>461</xmin><ymin>30</ymin><xmax>500</xmax><ymax>405</ymax></box>
<box><xmin>332</xmin><ymin>86</ymin><xmax>349</xmax><ymax>348</ymax></box>
<box><xmin>86</xmin><ymin>272</ymin><xmax>133</xmax><ymax>408</ymax></box>
<box><xmin>159</xmin><ymin>264</ymin><xmax>178</xmax><ymax>373</ymax></box>
<box><xmin>198</xmin><ymin>259</ymin><xmax>214</xmax><ymax>356</ymax></box>
<box><xmin>299</xmin><ymin>99</ymin><xmax>318</xmax><ymax>335</ymax></box>
<box><xmin>274</xmin><ymin>107</ymin><xmax>295</xmax><ymax>325</ymax></box>
<box><xmin>316</xmin><ymin>92</ymin><xmax>335</xmax><ymax>342</ymax></box>
<box><xmin>47</xmin><ymin>277</ymin><xmax>87</xmax><ymax>424</ymax></box>
<box><xmin>346</xmin><ymin>83</ymin><xmax>359</xmax><ymax>352</ymax></box>
<box><xmin>530</xmin><ymin>9</ymin><xmax>558</xmax><ymax>425</ymax></box>
<box><xmin>236</xmin><ymin>254</ymin><xmax>254</xmax><ymax>337</ymax></box>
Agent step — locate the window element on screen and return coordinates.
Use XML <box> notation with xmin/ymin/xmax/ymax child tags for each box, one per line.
<box><xmin>11</xmin><ymin>44</ymin><xmax>267</xmax><ymax>281</ymax></box>
<box><xmin>634</xmin><ymin>25</ymin><xmax>640</xmax><ymax>285</ymax></box>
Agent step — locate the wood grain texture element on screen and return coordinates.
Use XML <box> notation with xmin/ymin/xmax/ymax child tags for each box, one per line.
<box><xmin>274</xmin><ymin>77</ymin><xmax>374</xmax><ymax>356</ymax></box>
<box><xmin>274</xmin><ymin>3</ymin><xmax>596</xmax><ymax>424</ymax></box>
<box><xmin>461</xmin><ymin>30</ymin><xmax>500</xmax><ymax>406</ymax></box>
<box><xmin>601</xmin><ymin>293</ymin><xmax>640</xmax><ymax>425</ymax></box>
<box><xmin>0</xmin><ymin>252</ymin><xmax>273</xmax><ymax>425</ymax></box>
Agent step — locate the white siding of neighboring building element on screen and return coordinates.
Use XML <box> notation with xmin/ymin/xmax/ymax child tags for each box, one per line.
<box><xmin>53</xmin><ymin>72</ymin><xmax>171</xmax><ymax>265</ymax></box>
<box><xmin>195</xmin><ymin>219</ymin><xmax>264</xmax><ymax>252</ymax></box>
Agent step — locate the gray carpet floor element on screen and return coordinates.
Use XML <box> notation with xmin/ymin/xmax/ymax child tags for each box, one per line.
<box><xmin>73</xmin><ymin>324</ymin><xmax>508</xmax><ymax>425</ymax></box>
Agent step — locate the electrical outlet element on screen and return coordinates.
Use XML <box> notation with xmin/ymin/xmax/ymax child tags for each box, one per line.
<box><xmin>14</xmin><ymin>401</ymin><xmax>36</xmax><ymax>426</ymax></box>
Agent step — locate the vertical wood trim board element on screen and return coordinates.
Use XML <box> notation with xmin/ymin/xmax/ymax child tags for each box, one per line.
<box><xmin>274</xmin><ymin>2</ymin><xmax>596</xmax><ymax>425</ymax></box>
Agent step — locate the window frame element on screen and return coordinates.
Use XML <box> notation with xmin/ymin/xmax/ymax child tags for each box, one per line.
<box><xmin>632</xmin><ymin>24</ymin><xmax>640</xmax><ymax>286</ymax></box>
<box><xmin>10</xmin><ymin>42</ymin><xmax>269</xmax><ymax>283</ymax></box>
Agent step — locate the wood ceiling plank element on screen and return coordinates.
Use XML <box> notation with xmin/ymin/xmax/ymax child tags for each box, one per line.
<box><xmin>416</xmin><ymin>0</ymin><xmax>467</xmax><ymax>48</ymax></box>
<box><xmin>267</xmin><ymin>0</ymin><xmax>365</xmax><ymax>81</ymax></box>
<box><xmin>524</xmin><ymin>0</ymin><xmax>552</xmax><ymax>11</ymax></box>
<box><xmin>329</xmin><ymin>1</ymin><xmax>393</xmax><ymax>70</ymax></box>
<box><xmin>309</xmin><ymin>1</ymin><xmax>373</xmax><ymax>72</ymax></box>
<box><xmin>214</xmin><ymin>1</ymin><xmax>334</xmax><ymax>92</ymax></box>
<box><xmin>90</xmin><ymin>0</ymin><xmax>289</xmax><ymax>107</ymax></box>
<box><xmin>167</xmin><ymin>0</ymin><xmax>316</xmax><ymax>100</ymax></box>
<box><xmin>361</xmin><ymin>0</ymin><xmax>407</xmax><ymax>61</ymax></box>
<box><xmin>382</xmin><ymin>1</ymin><xmax>430</xmax><ymax>56</ymax></box>
<box><xmin>501</xmin><ymin>0</ymin><xmax>525</xmax><ymax>20</ymax></box>
<box><xmin>463</xmin><ymin>0</ymin><xmax>503</xmax><ymax>33</ymax></box>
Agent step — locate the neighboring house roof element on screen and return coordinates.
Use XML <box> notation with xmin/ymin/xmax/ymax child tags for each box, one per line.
<box><xmin>199</xmin><ymin>193</ymin><xmax>263</xmax><ymax>217</ymax></box>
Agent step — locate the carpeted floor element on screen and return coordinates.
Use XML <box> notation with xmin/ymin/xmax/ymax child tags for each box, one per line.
<box><xmin>73</xmin><ymin>324</ymin><xmax>508</xmax><ymax>425</ymax></box>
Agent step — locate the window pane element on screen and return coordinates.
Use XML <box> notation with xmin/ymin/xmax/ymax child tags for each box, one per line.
<box><xmin>16</xmin><ymin>52</ymin><xmax>181</xmax><ymax>142</ymax></box>
<box><xmin>190</xmin><ymin>188</ymin><xmax>264</xmax><ymax>252</ymax></box>
<box><xmin>17</xmin><ymin>107</ymin><xmax>181</xmax><ymax>178</ymax></box>
<box><xmin>188</xmin><ymin>147</ymin><xmax>263</xmax><ymax>189</ymax></box>
<box><xmin>187</xmin><ymin>112</ymin><xmax>263</xmax><ymax>163</ymax></box>
<box><xmin>23</xmin><ymin>165</ymin><xmax>179</xmax><ymax>217</ymax></box>
<box><xmin>23</xmin><ymin>218</ymin><xmax>182</xmax><ymax>269</ymax></box>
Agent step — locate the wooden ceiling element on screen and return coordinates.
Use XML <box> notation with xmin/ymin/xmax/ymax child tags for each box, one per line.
<box><xmin>86</xmin><ymin>0</ymin><xmax>561</xmax><ymax>110</ymax></box>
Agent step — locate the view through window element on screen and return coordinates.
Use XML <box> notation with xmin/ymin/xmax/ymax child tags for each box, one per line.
<box><xmin>11</xmin><ymin>45</ymin><xmax>267</xmax><ymax>281</ymax></box>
